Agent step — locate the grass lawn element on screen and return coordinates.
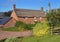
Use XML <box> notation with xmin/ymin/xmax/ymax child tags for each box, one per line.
<box><xmin>19</xmin><ymin>35</ymin><xmax>60</xmax><ymax>42</ymax></box>
<box><xmin>1</xmin><ymin>35</ymin><xmax>60</xmax><ymax>42</ymax></box>
<box><xmin>0</xmin><ymin>27</ymin><xmax>24</xmax><ymax>31</ymax></box>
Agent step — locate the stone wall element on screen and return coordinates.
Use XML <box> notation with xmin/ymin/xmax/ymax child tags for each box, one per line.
<box><xmin>0</xmin><ymin>30</ymin><xmax>32</xmax><ymax>40</ymax></box>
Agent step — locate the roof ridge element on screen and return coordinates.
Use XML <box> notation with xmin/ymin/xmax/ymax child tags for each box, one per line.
<box><xmin>15</xmin><ymin>8</ymin><xmax>40</xmax><ymax>11</ymax></box>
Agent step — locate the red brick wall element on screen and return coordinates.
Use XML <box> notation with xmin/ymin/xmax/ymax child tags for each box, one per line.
<box><xmin>2</xmin><ymin>17</ymin><xmax>45</xmax><ymax>28</ymax></box>
<box><xmin>11</xmin><ymin>10</ymin><xmax>19</xmax><ymax>21</ymax></box>
<box><xmin>0</xmin><ymin>30</ymin><xmax>32</xmax><ymax>40</ymax></box>
<box><xmin>3</xmin><ymin>18</ymin><xmax>16</xmax><ymax>28</ymax></box>
<box><xmin>18</xmin><ymin>17</ymin><xmax>45</xmax><ymax>24</ymax></box>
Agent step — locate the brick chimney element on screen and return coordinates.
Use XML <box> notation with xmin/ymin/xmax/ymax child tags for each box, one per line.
<box><xmin>13</xmin><ymin>4</ymin><xmax>16</xmax><ymax>9</ymax></box>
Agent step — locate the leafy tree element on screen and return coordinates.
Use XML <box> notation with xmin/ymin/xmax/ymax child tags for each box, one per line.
<box><xmin>46</xmin><ymin>8</ymin><xmax>60</xmax><ymax>35</ymax></box>
<box><xmin>4</xmin><ymin>11</ymin><xmax>12</xmax><ymax>17</ymax></box>
<box><xmin>46</xmin><ymin>9</ymin><xmax>60</xmax><ymax>27</ymax></box>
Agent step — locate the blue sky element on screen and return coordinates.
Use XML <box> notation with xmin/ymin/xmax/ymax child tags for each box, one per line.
<box><xmin>0</xmin><ymin>0</ymin><xmax>60</xmax><ymax>12</ymax></box>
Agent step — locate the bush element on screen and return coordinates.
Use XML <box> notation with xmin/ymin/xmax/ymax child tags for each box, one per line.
<box><xmin>0</xmin><ymin>39</ymin><xmax>5</xmax><ymax>42</ymax></box>
<box><xmin>2</xmin><ymin>21</ymin><xmax>35</xmax><ymax>31</ymax></box>
<box><xmin>4</xmin><ymin>37</ymin><xmax>19</xmax><ymax>42</ymax></box>
<box><xmin>25</xmin><ymin>24</ymin><xmax>35</xmax><ymax>30</ymax></box>
<box><xmin>15</xmin><ymin>21</ymin><xmax>26</xmax><ymax>27</ymax></box>
<box><xmin>15</xmin><ymin>21</ymin><xmax>35</xmax><ymax>30</ymax></box>
<box><xmin>33</xmin><ymin>20</ymin><xmax>50</xmax><ymax>36</ymax></box>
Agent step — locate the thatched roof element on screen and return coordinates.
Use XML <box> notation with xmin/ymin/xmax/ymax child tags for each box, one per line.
<box><xmin>15</xmin><ymin>9</ymin><xmax>45</xmax><ymax>18</ymax></box>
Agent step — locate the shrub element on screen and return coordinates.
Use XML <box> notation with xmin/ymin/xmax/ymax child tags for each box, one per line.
<box><xmin>15</xmin><ymin>21</ymin><xmax>35</xmax><ymax>30</ymax></box>
<box><xmin>2</xmin><ymin>21</ymin><xmax>35</xmax><ymax>31</ymax></box>
<box><xmin>33</xmin><ymin>20</ymin><xmax>50</xmax><ymax>36</ymax></box>
<box><xmin>25</xmin><ymin>24</ymin><xmax>35</xmax><ymax>30</ymax></box>
<box><xmin>15</xmin><ymin>21</ymin><xmax>26</xmax><ymax>27</ymax></box>
<box><xmin>0</xmin><ymin>39</ymin><xmax>5</xmax><ymax>42</ymax></box>
<box><xmin>18</xmin><ymin>26</ymin><xmax>25</xmax><ymax>31</ymax></box>
<box><xmin>4</xmin><ymin>37</ymin><xmax>19</xmax><ymax>42</ymax></box>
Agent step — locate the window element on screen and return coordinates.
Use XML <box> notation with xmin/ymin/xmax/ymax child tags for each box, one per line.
<box><xmin>34</xmin><ymin>16</ymin><xmax>36</xmax><ymax>19</ymax></box>
<box><xmin>34</xmin><ymin>17</ymin><xmax>37</xmax><ymax>23</ymax></box>
<box><xmin>24</xmin><ymin>17</ymin><xmax>27</xmax><ymax>20</ymax></box>
<box><xmin>40</xmin><ymin>16</ymin><xmax>42</xmax><ymax>20</ymax></box>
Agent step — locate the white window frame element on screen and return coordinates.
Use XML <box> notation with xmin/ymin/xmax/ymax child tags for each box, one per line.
<box><xmin>34</xmin><ymin>16</ymin><xmax>36</xmax><ymax>19</ymax></box>
<box><xmin>40</xmin><ymin>16</ymin><xmax>42</xmax><ymax>20</ymax></box>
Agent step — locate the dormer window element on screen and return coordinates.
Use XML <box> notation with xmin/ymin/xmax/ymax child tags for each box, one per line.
<box><xmin>24</xmin><ymin>17</ymin><xmax>27</xmax><ymax>20</ymax></box>
<box><xmin>34</xmin><ymin>16</ymin><xmax>36</xmax><ymax>19</ymax></box>
<box><xmin>40</xmin><ymin>16</ymin><xmax>42</xmax><ymax>20</ymax></box>
<box><xmin>34</xmin><ymin>16</ymin><xmax>37</xmax><ymax>23</ymax></box>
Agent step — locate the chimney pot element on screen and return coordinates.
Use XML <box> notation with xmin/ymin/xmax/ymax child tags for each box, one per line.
<box><xmin>13</xmin><ymin>4</ymin><xmax>16</xmax><ymax>9</ymax></box>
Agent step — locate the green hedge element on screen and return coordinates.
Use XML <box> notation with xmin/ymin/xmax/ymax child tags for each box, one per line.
<box><xmin>15</xmin><ymin>21</ymin><xmax>35</xmax><ymax>30</ymax></box>
<box><xmin>2</xmin><ymin>21</ymin><xmax>35</xmax><ymax>31</ymax></box>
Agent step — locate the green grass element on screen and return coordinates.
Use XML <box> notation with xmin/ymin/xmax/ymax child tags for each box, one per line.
<box><xmin>1</xmin><ymin>27</ymin><xmax>24</xmax><ymax>31</ymax></box>
<box><xmin>20</xmin><ymin>35</ymin><xmax>60</xmax><ymax>42</ymax></box>
<box><xmin>1</xmin><ymin>35</ymin><xmax>60</xmax><ymax>42</ymax></box>
<box><xmin>0</xmin><ymin>39</ymin><xmax>5</xmax><ymax>42</ymax></box>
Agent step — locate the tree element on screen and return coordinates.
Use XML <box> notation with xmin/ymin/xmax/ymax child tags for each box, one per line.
<box><xmin>47</xmin><ymin>9</ymin><xmax>60</xmax><ymax>27</ymax></box>
<box><xmin>4</xmin><ymin>11</ymin><xmax>12</xmax><ymax>17</ymax></box>
<box><xmin>46</xmin><ymin>8</ymin><xmax>60</xmax><ymax>35</ymax></box>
